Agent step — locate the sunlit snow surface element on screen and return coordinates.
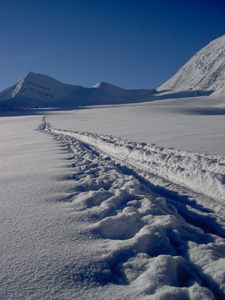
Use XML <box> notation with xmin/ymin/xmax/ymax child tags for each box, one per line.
<box><xmin>1</xmin><ymin>96</ymin><xmax>225</xmax><ymax>299</ymax></box>
<box><xmin>158</xmin><ymin>35</ymin><xmax>225</xmax><ymax>96</ymax></box>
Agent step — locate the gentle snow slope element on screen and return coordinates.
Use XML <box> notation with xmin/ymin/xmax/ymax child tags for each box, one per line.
<box><xmin>158</xmin><ymin>35</ymin><xmax>225</xmax><ymax>95</ymax></box>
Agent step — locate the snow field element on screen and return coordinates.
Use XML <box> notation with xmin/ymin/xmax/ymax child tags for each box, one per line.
<box><xmin>46</xmin><ymin>99</ymin><xmax>225</xmax><ymax>158</ymax></box>
<box><xmin>0</xmin><ymin>116</ymin><xmax>83</xmax><ymax>299</ymax></box>
<box><xmin>38</xmin><ymin>118</ymin><xmax>225</xmax><ymax>299</ymax></box>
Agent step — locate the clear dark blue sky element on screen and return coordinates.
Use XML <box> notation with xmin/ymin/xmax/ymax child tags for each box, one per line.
<box><xmin>1</xmin><ymin>0</ymin><xmax>225</xmax><ymax>91</ymax></box>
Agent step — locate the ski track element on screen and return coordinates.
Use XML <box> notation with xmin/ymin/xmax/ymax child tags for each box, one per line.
<box><xmin>39</xmin><ymin>117</ymin><xmax>225</xmax><ymax>299</ymax></box>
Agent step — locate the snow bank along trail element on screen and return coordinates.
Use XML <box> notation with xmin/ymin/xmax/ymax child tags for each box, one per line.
<box><xmin>39</xmin><ymin>118</ymin><xmax>225</xmax><ymax>299</ymax></box>
<box><xmin>47</xmin><ymin>121</ymin><xmax>225</xmax><ymax>202</ymax></box>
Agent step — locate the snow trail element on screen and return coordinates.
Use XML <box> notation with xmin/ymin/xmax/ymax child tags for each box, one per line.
<box><xmin>37</xmin><ymin>118</ymin><xmax>225</xmax><ymax>299</ymax></box>
<box><xmin>45</xmin><ymin>120</ymin><xmax>225</xmax><ymax>202</ymax></box>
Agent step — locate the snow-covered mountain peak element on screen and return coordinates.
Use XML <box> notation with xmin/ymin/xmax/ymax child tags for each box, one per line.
<box><xmin>92</xmin><ymin>81</ymin><xmax>125</xmax><ymax>91</ymax></box>
<box><xmin>93</xmin><ymin>82</ymin><xmax>108</xmax><ymax>88</ymax></box>
<box><xmin>158</xmin><ymin>35</ymin><xmax>225</xmax><ymax>95</ymax></box>
<box><xmin>0</xmin><ymin>72</ymin><xmax>84</xmax><ymax>106</ymax></box>
<box><xmin>0</xmin><ymin>72</ymin><xmax>58</xmax><ymax>101</ymax></box>
<box><xmin>16</xmin><ymin>72</ymin><xmax>51</xmax><ymax>98</ymax></box>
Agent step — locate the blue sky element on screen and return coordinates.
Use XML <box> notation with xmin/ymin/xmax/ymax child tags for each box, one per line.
<box><xmin>1</xmin><ymin>0</ymin><xmax>225</xmax><ymax>91</ymax></box>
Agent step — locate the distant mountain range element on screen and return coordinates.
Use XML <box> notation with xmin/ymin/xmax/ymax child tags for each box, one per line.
<box><xmin>0</xmin><ymin>72</ymin><xmax>155</xmax><ymax>109</ymax></box>
<box><xmin>1</xmin><ymin>35</ymin><xmax>225</xmax><ymax>110</ymax></box>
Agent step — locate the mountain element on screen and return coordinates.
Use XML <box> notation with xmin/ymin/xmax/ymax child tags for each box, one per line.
<box><xmin>0</xmin><ymin>72</ymin><xmax>155</xmax><ymax>109</ymax></box>
<box><xmin>158</xmin><ymin>35</ymin><xmax>225</xmax><ymax>96</ymax></box>
<box><xmin>2</xmin><ymin>35</ymin><xmax>225</xmax><ymax>110</ymax></box>
<box><xmin>0</xmin><ymin>72</ymin><xmax>85</xmax><ymax>101</ymax></box>
<box><xmin>0</xmin><ymin>72</ymin><xmax>88</xmax><ymax>109</ymax></box>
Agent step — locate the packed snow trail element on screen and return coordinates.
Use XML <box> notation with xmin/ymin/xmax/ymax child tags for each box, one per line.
<box><xmin>38</xmin><ymin>117</ymin><xmax>225</xmax><ymax>299</ymax></box>
<box><xmin>43</xmin><ymin>118</ymin><xmax>225</xmax><ymax>202</ymax></box>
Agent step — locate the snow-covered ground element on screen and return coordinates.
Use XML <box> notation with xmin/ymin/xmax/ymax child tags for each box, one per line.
<box><xmin>1</xmin><ymin>93</ymin><xmax>225</xmax><ymax>299</ymax></box>
<box><xmin>46</xmin><ymin>95</ymin><xmax>225</xmax><ymax>157</ymax></box>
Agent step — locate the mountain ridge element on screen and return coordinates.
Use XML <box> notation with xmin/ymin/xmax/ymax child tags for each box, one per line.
<box><xmin>0</xmin><ymin>72</ymin><xmax>156</xmax><ymax>109</ymax></box>
<box><xmin>1</xmin><ymin>35</ymin><xmax>225</xmax><ymax>110</ymax></box>
<box><xmin>158</xmin><ymin>35</ymin><xmax>225</xmax><ymax>95</ymax></box>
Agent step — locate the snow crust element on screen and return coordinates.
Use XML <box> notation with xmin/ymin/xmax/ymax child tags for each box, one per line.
<box><xmin>158</xmin><ymin>35</ymin><xmax>225</xmax><ymax>95</ymax></box>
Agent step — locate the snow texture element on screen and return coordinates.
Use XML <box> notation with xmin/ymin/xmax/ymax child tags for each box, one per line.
<box><xmin>22</xmin><ymin>116</ymin><xmax>224</xmax><ymax>299</ymax></box>
<box><xmin>48</xmin><ymin>125</ymin><xmax>225</xmax><ymax>202</ymax></box>
<box><xmin>1</xmin><ymin>104</ymin><xmax>225</xmax><ymax>299</ymax></box>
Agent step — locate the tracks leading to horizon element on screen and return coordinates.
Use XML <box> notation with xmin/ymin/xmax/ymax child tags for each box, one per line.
<box><xmin>39</xmin><ymin>117</ymin><xmax>225</xmax><ymax>299</ymax></box>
